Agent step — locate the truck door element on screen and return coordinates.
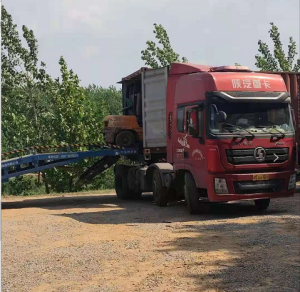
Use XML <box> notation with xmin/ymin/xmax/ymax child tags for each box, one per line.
<box><xmin>185</xmin><ymin>105</ymin><xmax>207</xmax><ymax>188</ymax></box>
<box><xmin>173</xmin><ymin>106</ymin><xmax>187</xmax><ymax>167</ymax></box>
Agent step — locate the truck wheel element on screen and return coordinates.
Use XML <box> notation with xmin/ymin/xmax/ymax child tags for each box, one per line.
<box><xmin>184</xmin><ymin>172</ymin><xmax>201</xmax><ymax>214</ymax></box>
<box><xmin>115</xmin><ymin>131</ymin><xmax>135</xmax><ymax>148</ymax></box>
<box><xmin>115</xmin><ymin>166</ymin><xmax>141</xmax><ymax>200</ymax></box>
<box><xmin>254</xmin><ymin>199</ymin><xmax>270</xmax><ymax>210</ymax></box>
<box><xmin>152</xmin><ymin>169</ymin><xmax>168</xmax><ymax>206</ymax></box>
<box><xmin>115</xmin><ymin>166</ymin><xmax>131</xmax><ymax>199</ymax></box>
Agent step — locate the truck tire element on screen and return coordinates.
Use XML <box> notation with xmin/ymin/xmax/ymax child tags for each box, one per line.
<box><xmin>115</xmin><ymin>166</ymin><xmax>141</xmax><ymax>200</ymax></box>
<box><xmin>152</xmin><ymin>169</ymin><xmax>168</xmax><ymax>206</ymax></box>
<box><xmin>184</xmin><ymin>172</ymin><xmax>202</xmax><ymax>214</ymax></box>
<box><xmin>115</xmin><ymin>166</ymin><xmax>130</xmax><ymax>199</ymax></box>
<box><xmin>254</xmin><ymin>199</ymin><xmax>270</xmax><ymax>210</ymax></box>
<box><xmin>115</xmin><ymin>131</ymin><xmax>135</xmax><ymax>148</ymax></box>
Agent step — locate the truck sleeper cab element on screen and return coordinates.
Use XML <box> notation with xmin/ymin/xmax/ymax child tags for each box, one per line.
<box><xmin>113</xmin><ymin>63</ymin><xmax>297</xmax><ymax>214</ymax></box>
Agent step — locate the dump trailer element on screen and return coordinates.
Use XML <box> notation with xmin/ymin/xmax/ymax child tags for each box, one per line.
<box><xmin>106</xmin><ymin>63</ymin><xmax>297</xmax><ymax>213</ymax></box>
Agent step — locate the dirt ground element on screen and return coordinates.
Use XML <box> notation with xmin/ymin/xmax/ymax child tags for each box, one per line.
<box><xmin>2</xmin><ymin>192</ymin><xmax>300</xmax><ymax>292</ymax></box>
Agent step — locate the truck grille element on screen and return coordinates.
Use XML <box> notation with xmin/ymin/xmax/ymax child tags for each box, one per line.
<box><xmin>234</xmin><ymin>179</ymin><xmax>285</xmax><ymax>194</ymax></box>
<box><xmin>226</xmin><ymin>148</ymin><xmax>289</xmax><ymax>165</ymax></box>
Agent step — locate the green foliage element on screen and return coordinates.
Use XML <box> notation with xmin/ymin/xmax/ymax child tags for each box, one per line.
<box><xmin>87</xmin><ymin>168</ymin><xmax>115</xmax><ymax>190</ymax></box>
<box><xmin>2</xmin><ymin>6</ymin><xmax>54</xmax><ymax>150</ymax></box>
<box><xmin>83</xmin><ymin>85</ymin><xmax>122</xmax><ymax>141</ymax></box>
<box><xmin>1</xmin><ymin>5</ymin><xmax>122</xmax><ymax>195</ymax></box>
<box><xmin>255</xmin><ymin>22</ymin><xmax>300</xmax><ymax>72</ymax></box>
<box><xmin>141</xmin><ymin>23</ymin><xmax>188</xmax><ymax>68</ymax></box>
<box><xmin>2</xmin><ymin>176</ymin><xmax>45</xmax><ymax>196</ymax></box>
<box><xmin>44</xmin><ymin>85</ymin><xmax>122</xmax><ymax>193</ymax></box>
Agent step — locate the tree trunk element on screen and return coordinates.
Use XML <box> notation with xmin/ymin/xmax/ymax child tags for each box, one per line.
<box><xmin>69</xmin><ymin>177</ymin><xmax>73</xmax><ymax>192</ymax></box>
<box><xmin>42</xmin><ymin>172</ymin><xmax>50</xmax><ymax>194</ymax></box>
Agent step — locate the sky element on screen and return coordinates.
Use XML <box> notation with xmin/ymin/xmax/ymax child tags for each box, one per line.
<box><xmin>4</xmin><ymin>0</ymin><xmax>300</xmax><ymax>88</ymax></box>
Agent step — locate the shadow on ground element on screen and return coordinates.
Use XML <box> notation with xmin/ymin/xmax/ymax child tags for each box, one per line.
<box><xmin>2</xmin><ymin>193</ymin><xmax>288</xmax><ymax>224</ymax></box>
<box><xmin>157</xmin><ymin>194</ymin><xmax>300</xmax><ymax>292</ymax></box>
<box><xmin>2</xmin><ymin>194</ymin><xmax>142</xmax><ymax>210</ymax></box>
<box><xmin>162</xmin><ymin>217</ymin><xmax>300</xmax><ymax>292</ymax></box>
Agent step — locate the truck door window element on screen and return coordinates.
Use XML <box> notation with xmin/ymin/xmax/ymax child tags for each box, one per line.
<box><xmin>177</xmin><ymin>107</ymin><xmax>185</xmax><ymax>133</ymax></box>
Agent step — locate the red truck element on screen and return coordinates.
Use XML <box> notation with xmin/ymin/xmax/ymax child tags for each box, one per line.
<box><xmin>105</xmin><ymin>63</ymin><xmax>297</xmax><ymax>213</ymax></box>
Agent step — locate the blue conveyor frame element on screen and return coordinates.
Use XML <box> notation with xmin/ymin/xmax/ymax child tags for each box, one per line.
<box><xmin>1</xmin><ymin>148</ymin><xmax>138</xmax><ymax>183</ymax></box>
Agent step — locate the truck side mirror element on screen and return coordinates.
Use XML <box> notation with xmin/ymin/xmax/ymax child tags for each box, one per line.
<box><xmin>188</xmin><ymin>110</ymin><xmax>199</xmax><ymax>136</ymax></box>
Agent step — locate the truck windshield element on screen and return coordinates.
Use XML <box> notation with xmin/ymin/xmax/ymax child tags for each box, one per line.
<box><xmin>209</xmin><ymin>102</ymin><xmax>293</xmax><ymax>135</ymax></box>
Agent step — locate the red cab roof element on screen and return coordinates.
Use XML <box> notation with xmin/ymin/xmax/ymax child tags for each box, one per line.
<box><xmin>169</xmin><ymin>62</ymin><xmax>212</xmax><ymax>75</ymax></box>
<box><xmin>120</xmin><ymin>63</ymin><xmax>287</xmax><ymax>92</ymax></box>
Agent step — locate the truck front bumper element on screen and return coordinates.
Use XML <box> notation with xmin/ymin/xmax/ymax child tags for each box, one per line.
<box><xmin>207</xmin><ymin>170</ymin><xmax>296</xmax><ymax>202</ymax></box>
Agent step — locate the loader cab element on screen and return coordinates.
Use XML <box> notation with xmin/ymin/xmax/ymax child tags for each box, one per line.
<box><xmin>121</xmin><ymin>75</ymin><xmax>143</xmax><ymax>127</ymax></box>
<box><xmin>103</xmin><ymin>69</ymin><xmax>146</xmax><ymax>148</ymax></box>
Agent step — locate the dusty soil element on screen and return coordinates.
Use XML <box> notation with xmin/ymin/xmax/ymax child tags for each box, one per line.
<box><xmin>2</xmin><ymin>192</ymin><xmax>300</xmax><ymax>292</ymax></box>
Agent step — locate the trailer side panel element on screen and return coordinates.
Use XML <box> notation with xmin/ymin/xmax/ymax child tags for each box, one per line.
<box><xmin>142</xmin><ymin>67</ymin><xmax>168</xmax><ymax>148</ymax></box>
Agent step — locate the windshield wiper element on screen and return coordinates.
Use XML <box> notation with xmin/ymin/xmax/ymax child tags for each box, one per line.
<box><xmin>270</xmin><ymin>126</ymin><xmax>285</xmax><ymax>138</ymax></box>
<box><xmin>221</xmin><ymin>123</ymin><xmax>255</xmax><ymax>138</ymax></box>
<box><xmin>256</xmin><ymin>125</ymin><xmax>285</xmax><ymax>138</ymax></box>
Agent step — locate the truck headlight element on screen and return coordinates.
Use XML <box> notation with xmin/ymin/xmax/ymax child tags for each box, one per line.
<box><xmin>214</xmin><ymin>178</ymin><xmax>229</xmax><ymax>194</ymax></box>
<box><xmin>288</xmin><ymin>174</ymin><xmax>296</xmax><ymax>190</ymax></box>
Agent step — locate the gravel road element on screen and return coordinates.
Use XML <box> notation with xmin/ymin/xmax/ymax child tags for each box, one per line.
<box><xmin>2</xmin><ymin>192</ymin><xmax>300</xmax><ymax>292</ymax></box>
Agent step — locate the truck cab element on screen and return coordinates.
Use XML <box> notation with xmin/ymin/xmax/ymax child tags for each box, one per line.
<box><xmin>167</xmin><ymin>63</ymin><xmax>296</xmax><ymax>212</ymax></box>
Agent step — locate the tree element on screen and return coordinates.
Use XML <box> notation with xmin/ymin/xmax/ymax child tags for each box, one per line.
<box><xmin>2</xmin><ymin>5</ymin><xmax>123</xmax><ymax>194</ymax></box>
<box><xmin>141</xmin><ymin>23</ymin><xmax>188</xmax><ymax>68</ymax></box>
<box><xmin>255</xmin><ymin>22</ymin><xmax>300</xmax><ymax>72</ymax></box>
<box><xmin>1</xmin><ymin>5</ymin><xmax>55</xmax><ymax>151</ymax></box>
